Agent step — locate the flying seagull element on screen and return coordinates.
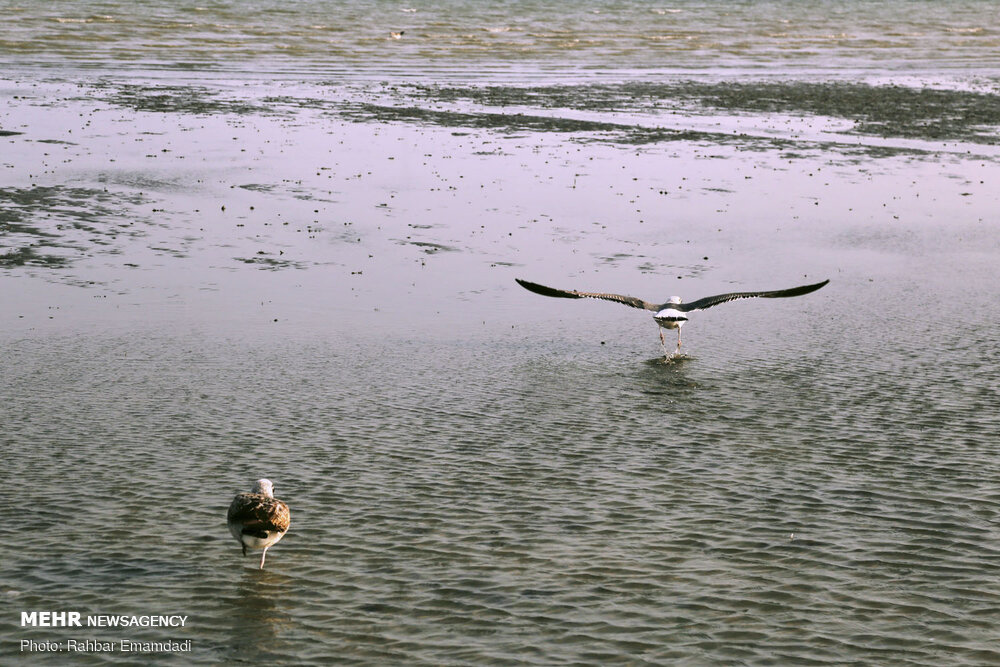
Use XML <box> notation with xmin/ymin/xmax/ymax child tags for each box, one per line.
<box><xmin>515</xmin><ymin>277</ymin><xmax>829</xmax><ymax>357</ymax></box>
<box><xmin>227</xmin><ymin>479</ymin><xmax>290</xmax><ymax>569</ymax></box>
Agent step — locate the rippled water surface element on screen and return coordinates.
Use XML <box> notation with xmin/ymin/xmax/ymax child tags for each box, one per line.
<box><xmin>2</xmin><ymin>0</ymin><xmax>1000</xmax><ymax>74</ymax></box>
<box><xmin>3</xmin><ymin>1</ymin><xmax>1000</xmax><ymax>665</ymax></box>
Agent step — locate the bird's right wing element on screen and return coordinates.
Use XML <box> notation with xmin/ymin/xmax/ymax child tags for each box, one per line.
<box><xmin>515</xmin><ymin>278</ymin><xmax>660</xmax><ymax>311</ymax></box>
<box><xmin>677</xmin><ymin>279</ymin><xmax>829</xmax><ymax>312</ymax></box>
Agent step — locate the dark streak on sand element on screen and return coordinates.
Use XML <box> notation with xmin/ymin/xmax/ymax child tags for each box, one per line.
<box><xmin>0</xmin><ymin>186</ymin><xmax>150</xmax><ymax>269</ymax></box>
<box><xmin>1</xmin><ymin>246</ymin><xmax>71</xmax><ymax>268</ymax></box>
<box><xmin>74</xmin><ymin>80</ymin><xmax>1000</xmax><ymax>151</ymax></box>
<box><xmin>235</xmin><ymin>256</ymin><xmax>305</xmax><ymax>270</ymax></box>
<box><xmin>341</xmin><ymin>101</ymin><xmax>936</xmax><ymax>157</ymax></box>
<box><xmin>412</xmin><ymin>81</ymin><xmax>1000</xmax><ymax>144</ymax></box>
<box><xmin>397</xmin><ymin>240</ymin><xmax>459</xmax><ymax>254</ymax></box>
<box><xmin>342</xmin><ymin>102</ymin><xmax>759</xmax><ymax>146</ymax></box>
<box><xmin>88</xmin><ymin>83</ymin><xmax>274</xmax><ymax>116</ymax></box>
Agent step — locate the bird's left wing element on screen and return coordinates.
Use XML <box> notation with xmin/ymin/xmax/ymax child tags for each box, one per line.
<box><xmin>677</xmin><ymin>279</ymin><xmax>829</xmax><ymax>312</ymax></box>
<box><xmin>516</xmin><ymin>278</ymin><xmax>660</xmax><ymax>311</ymax></box>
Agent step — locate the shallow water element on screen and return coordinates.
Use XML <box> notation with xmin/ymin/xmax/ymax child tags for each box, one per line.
<box><xmin>2</xmin><ymin>0</ymin><xmax>999</xmax><ymax>75</ymax></box>
<box><xmin>4</xmin><ymin>283</ymin><xmax>1000</xmax><ymax>664</ymax></box>
<box><xmin>3</xmin><ymin>1</ymin><xmax>1000</xmax><ymax>665</ymax></box>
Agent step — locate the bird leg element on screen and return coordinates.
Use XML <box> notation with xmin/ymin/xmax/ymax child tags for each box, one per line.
<box><xmin>658</xmin><ymin>328</ymin><xmax>668</xmax><ymax>357</ymax></box>
<box><xmin>241</xmin><ymin>544</ymin><xmax>247</xmax><ymax>557</ymax></box>
<box><xmin>259</xmin><ymin>547</ymin><xmax>268</xmax><ymax>569</ymax></box>
<box><xmin>675</xmin><ymin>328</ymin><xmax>682</xmax><ymax>356</ymax></box>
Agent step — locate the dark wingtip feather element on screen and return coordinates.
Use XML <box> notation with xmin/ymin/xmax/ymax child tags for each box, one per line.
<box><xmin>515</xmin><ymin>278</ymin><xmax>583</xmax><ymax>299</ymax></box>
<box><xmin>784</xmin><ymin>279</ymin><xmax>830</xmax><ymax>296</ymax></box>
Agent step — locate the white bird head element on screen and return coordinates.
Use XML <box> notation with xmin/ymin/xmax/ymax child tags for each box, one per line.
<box><xmin>251</xmin><ymin>479</ymin><xmax>275</xmax><ymax>497</ymax></box>
<box><xmin>668</xmin><ymin>296</ymin><xmax>682</xmax><ymax>305</ymax></box>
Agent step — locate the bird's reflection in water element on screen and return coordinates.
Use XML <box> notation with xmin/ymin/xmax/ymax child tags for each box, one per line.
<box><xmin>225</xmin><ymin>569</ymin><xmax>296</xmax><ymax>662</ymax></box>
<box><xmin>636</xmin><ymin>354</ymin><xmax>704</xmax><ymax>397</ymax></box>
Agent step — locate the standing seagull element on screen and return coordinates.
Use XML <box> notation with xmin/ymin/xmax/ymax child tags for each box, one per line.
<box><xmin>515</xmin><ymin>277</ymin><xmax>829</xmax><ymax>357</ymax></box>
<box><xmin>227</xmin><ymin>479</ymin><xmax>290</xmax><ymax>569</ymax></box>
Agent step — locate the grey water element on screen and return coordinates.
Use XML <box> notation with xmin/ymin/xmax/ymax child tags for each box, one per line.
<box><xmin>3</xmin><ymin>0</ymin><xmax>1000</xmax><ymax>665</ymax></box>
<box><xmin>1</xmin><ymin>0</ymin><xmax>998</xmax><ymax>74</ymax></box>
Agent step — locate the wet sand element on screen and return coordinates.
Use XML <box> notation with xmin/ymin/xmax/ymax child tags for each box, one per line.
<box><xmin>3</xmin><ymin>76</ymin><xmax>998</xmax><ymax>337</ymax></box>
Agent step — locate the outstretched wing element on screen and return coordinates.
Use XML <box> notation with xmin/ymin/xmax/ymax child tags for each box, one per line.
<box><xmin>515</xmin><ymin>278</ymin><xmax>660</xmax><ymax>312</ymax></box>
<box><xmin>677</xmin><ymin>279</ymin><xmax>829</xmax><ymax>312</ymax></box>
<box><xmin>228</xmin><ymin>493</ymin><xmax>291</xmax><ymax>533</ymax></box>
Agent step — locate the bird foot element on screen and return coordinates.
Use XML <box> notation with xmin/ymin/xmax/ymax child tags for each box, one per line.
<box><xmin>661</xmin><ymin>348</ymin><xmax>688</xmax><ymax>363</ymax></box>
